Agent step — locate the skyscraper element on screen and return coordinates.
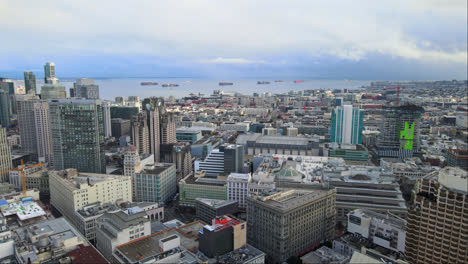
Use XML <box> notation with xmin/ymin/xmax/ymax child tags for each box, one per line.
<box><xmin>102</xmin><ymin>101</ymin><xmax>112</xmax><ymax>138</ymax></box>
<box><xmin>70</xmin><ymin>78</ymin><xmax>99</xmax><ymax>99</ymax></box>
<box><xmin>405</xmin><ymin>167</ymin><xmax>467</xmax><ymax>264</ymax></box>
<box><xmin>23</xmin><ymin>71</ymin><xmax>37</xmax><ymax>94</ymax></box>
<box><xmin>49</xmin><ymin>99</ymin><xmax>106</xmax><ymax>173</ymax></box>
<box><xmin>0</xmin><ymin>85</ymin><xmax>10</xmax><ymax>128</ymax></box>
<box><xmin>131</xmin><ymin>100</ymin><xmax>161</xmax><ymax>162</ymax></box>
<box><xmin>160</xmin><ymin>112</ymin><xmax>177</xmax><ymax>144</ymax></box>
<box><xmin>330</xmin><ymin>105</ymin><xmax>363</xmax><ymax>144</ymax></box>
<box><xmin>0</xmin><ymin>126</ymin><xmax>12</xmax><ymax>182</ymax></box>
<box><xmin>33</xmin><ymin>101</ymin><xmax>52</xmax><ymax>163</ymax></box>
<box><xmin>16</xmin><ymin>94</ymin><xmax>41</xmax><ymax>154</ymax></box>
<box><xmin>44</xmin><ymin>62</ymin><xmax>59</xmax><ymax>84</ymax></box>
<box><xmin>376</xmin><ymin>104</ymin><xmax>424</xmax><ymax>159</ymax></box>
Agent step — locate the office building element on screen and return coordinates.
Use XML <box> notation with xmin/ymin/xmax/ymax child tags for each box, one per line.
<box><xmin>102</xmin><ymin>101</ymin><xmax>112</xmax><ymax>138</ymax></box>
<box><xmin>131</xmin><ymin>109</ymin><xmax>160</xmax><ymax>162</ymax></box>
<box><xmin>220</xmin><ymin>122</ymin><xmax>250</xmax><ymax>132</ymax></box>
<box><xmin>134</xmin><ymin>163</ymin><xmax>177</xmax><ymax>203</ymax></box>
<box><xmin>328</xmin><ymin>143</ymin><xmax>369</xmax><ymax>162</ymax></box>
<box><xmin>49</xmin><ymin>169</ymin><xmax>132</xmax><ymax>233</ymax></box>
<box><xmin>376</xmin><ymin>104</ymin><xmax>424</xmax><ymax>159</ymax></box>
<box><xmin>195</xmin><ymin>198</ymin><xmax>238</xmax><ymax>224</ymax></box>
<box><xmin>286</xmin><ymin>127</ymin><xmax>298</xmax><ymax>136</ymax></box>
<box><xmin>123</xmin><ymin>147</ymin><xmax>154</xmax><ymax>201</ymax></box>
<box><xmin>40</xmin><ymin>83</ymin><xmax>66</xmax><ymax>99</ymax></box>
<box><xmin>33</xmin><ymin>100</ymin><xmax>52</xmax><ymax>163</ymax></box>
<box><xmin>70</xmin><ymin>78</ymin><xmax>99</xmax><ymax>99</ymax></box>
<box><xmin>111</xmin><ymin>118</ymin><xmax>131</xmax><ymax>139</ymax></box>
<box><xmin>445</xmin><ymin>148</ymin><xmax>468</xmax><ymax>170</ymax></box>
<box><xmin>195</xmin><ymin>144</ymin><xmax>244</xmax><ymax>177</ymax></box>
<box><xmin>16</xmin><ymin>94</ymin><xmax>40</xmax><ymax>155</ymax></box>
<box><xmin>199</xmin><ymin>215</ymin><xmax>247</xmax><ymax>258</ymax></box>
<box><xmin>323</xmin><ymin>164</ymin><xmax>407</xmax><ymax>224</ymax></box>
<box><xmin>0</xmin><ymin>127</ymin><xmax>12</xmax><ymax>182</ymax></box>
<box><xmin>115</xmin><ymin>96</ymin><xmax>125</xmax><ymax>105</ymax></box>
<box><xmin>44</xmin><ymin>62</ymin><xmax>59</xmax><ymax>84</ymax></box>
<box><xmin>405</xmin><ymin>167</ymin><xmax>468</xmax><ymax>264</ymax></box>
<box><xmin>227</xmin><ymin>173</ymin><xmax>251</xmax><ymax>208</ymax></box>
<box><xmin>161</xmin><ymin>112</ymin><xmax>177</xmax><ymax>144</ymax></box>
<box><xmin>301</xmin><ymin>246</ymin><xmax>349</xmax><ymax>264</ymax></box>
<box><xmin>236</xmin><ymin>133</ymin><xmax>322</xmax><ymax>156</ymax></box>
<box><xmin>247</xmin><ymin>189</ymin><xmax>336</xmax><ymax>263</ymax></box>
<box><xmin>347</xmin><ymin>209</ymin><xmax>406</xmax><ymax>254</ymax></box>
<box><xmin>179</xmin><ymin>172</ymin><xmax>227</xmax><ymax>206</ymax></box>
<box><xmin>96</xmin><ymin>208</ymin><xmax>151</xmax><ymax>261</ymax></box>
<box><xmin>8</xmin><ymin>162</ymin><xmax>44</xmax><ymax>189</ymax></box>
<box><xmin>23</xmin><ymin>71</ymin><xmax>36</xmax><ymax>94</ymax></box>
<box><xmin>49</xmin><ymin>99</ymin><xmax>106</xmax><ymax>173</ymax></box>
<box><xmin>176</xmin><ymin>128</ymin><xmax>202</xmax><ymax>143</ymax></box>
<box><xmin>110</xmin><ymin>105</ymin><xmax>139</xmax><ymax>119</ymax></box>
<box><xmin>0</xmin><ymin>83</ymin><xmax>11</xmax><ymax>128</ymax></box>
<box><xmin>331</xmin><ymin>105</ymin><xmax>363</xmax><ymax>144</ymax></box>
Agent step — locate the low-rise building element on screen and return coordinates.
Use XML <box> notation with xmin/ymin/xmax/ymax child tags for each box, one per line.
<box><xmin>195</xmin><ymin>198</ymin><xmax>238</xmax><ymax>224</ymax></box>
<box><xmin>176</xmin><ymin>128</ymin><xmax>202</xmax><ymax>143</ymax></box>
<box><xmin>179</xmin><ymin>172</ymin><xmax>227</xmax><ymax>207</ymax></box>
<box><xmin>347</xmin><ymin>209</ymin><xmax>406</xmax><ymax>254</ymax></box>
<box><xmin>236</xmin><ymin>133</ymin><xmax>322</xmax><ymax>156</ymax></box>
<box><xmin>300</xmin><ymin>246</ymin><xmax>349</xmax><ymax>264</ymax></box>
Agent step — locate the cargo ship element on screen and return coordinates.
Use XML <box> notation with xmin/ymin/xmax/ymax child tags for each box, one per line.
<box><xmin>219</xmin><ymin>82</ymin><xmax>233</xmax><ymax>86</ymax></box>
<box><xmin>257</xmin><ymin>81</ymin><xmax>270</xmax><ymax>85</ymax></box>
<box><xmin>162</xmin><ymin>84</ymin><xmax>179</xmax><ymax>87</ymax></box>
<box><xmin>274</xmin><ymin>80</ymin><xmax>283</xmax><ymax>82</ymax></box>
<box><xmin>294</xmin><ymin>80</ymin><xmax>304</xmax><ymax>83</ymax></box>
<box><xmin>141</xmin><ymin>82</ymin><xmax>158</xmax><ymax>86</ymax></box>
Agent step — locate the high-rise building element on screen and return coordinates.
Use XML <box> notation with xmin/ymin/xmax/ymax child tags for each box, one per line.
<box><xmin>247</xmin><ymin>189</ymin><xmax>336</xmax><ymax>263</ymax></box>
<box><xmin>160</xmin><ymin>113</ymin><xmax>177</xmax><ymax>144</ymax></box>
<box><xmin>70</xmin><ymin>78</ymin><xmax>100</xmax><ymax>99</ymax></box>
<box><xmin>123</xmin><ymin>146</ymin><xmax>154</xmax><ymax>201</ymax></box>
<box><xmin>331</xmin><ymin>105</ymin><xmax>363</xmax><ymax>144</ymax></box>
<box><xmin>16</xmin><ymin>94</ymin><xmax>41</xmax><ymax>155</ymax></box>
<box><xmin>160</xmin><ymin>142</ymin><xmax>193</xmax><ymax>182</ymax></box>
<box><xmin>376</xmin><ymin>104</ymin><xmax>424</xmax><ymax>159</ymax></box>
<box><xmin>102</xmin><ymin>101</ymin><xmax>112</xmax><ymax>138</ymax></box>
<box><xmin>131</xmin><ymin>109</ymin><xmax>160</xmax><ymax>162</ymax></box>
<box><xmin>33</xmin><ymin>101</ymin><xmax>52</xmax><ymax>163</ymax></box>
<box><xmin>44</xmin><ymin>62</ymin><xmax>59</xmax><ymax>84</ymax></box>
<box><xmin>111</xmin><ymin>118</ymin><xmax>131</xmax><ymax>139</ymax></box>
<box><xmin>405</xmin><ymin>167</ymin><xmax>468</xmax><ymax>264</ymax></box>
<box><xmin>23</xmin><ymin>71</ymin><xmax>37</xmax><ymax>94</ymax></box>
<box><xmin>0</xmin><ymin>126</ymin><xmax>12</xmax><ymax>182</ymax></box>
<box><xmin>49</xmin><ymin>99</ymin><xmax>106</xmax><ymax>173</ymax></box>
<box><xmin>115</xmin><ymin>96</ymin><xmax>125</xmax><ymax>105</ymax></box>
<box><xmin>40</xmin><ymin>83</ymin><xmax>67</xmax><ymax>99</ymax></box>
<box><xmin>0</xmin><ymin>85</ymin><xmax>11</xmax><ymax>128</ymax></box>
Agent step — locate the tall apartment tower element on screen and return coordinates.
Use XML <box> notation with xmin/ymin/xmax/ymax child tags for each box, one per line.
<box><xmin>33</xmin><ymin>101</ymin><xmax>52</xmax><ymax>163</ymax></box>
<box><xmin>330</xmin><ymin>105</ymin><xmax>363</xmax><ymax>144</ymax></box>
<box><xmin>131</xmin><ymin>109</ymin><xmax>160</xmax><ymax>162</ymax></box>
<box><xmin>0</xmin><ymin>126</ymin><xmax>12</xmax><ymax>182</ymax></box>
<box><xmin>247</xmin><ymin>189</ymin><xmax>337</xmax><ymax>263</ymax></box>
<box><xmin>161</xmin><ymin>113</ymin><xmax>177</xmax><ymax>144</ymax></box>
<box><xmin>70</xmin><ymin>78</ymin><xmax>100</xmax><ymax>99</ymax></box>
<box><xmin>376</xmin><ymin>104</ymin><xmax>424</xmax><ymax>159</ymax></box>
<box><xmin>23</xmin><ymin>71</ymin><xmax>37</xmax><ymax>94</ymax></box>
<box><xmin>405</xmin><ymin>167</ymin><xmax>468</xmax><ymax>264</ymax></box>
<box><xmin>44</xmin><ymin>62</ymin><xmax>59</xmax><ymax>84</ymax></box>
<box><xmin>49</xmin><ymin>99</ymin><xmax>106</xmax><ymax>173</ymax></box>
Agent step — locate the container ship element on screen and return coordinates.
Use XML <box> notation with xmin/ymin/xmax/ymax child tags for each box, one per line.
<box><xmin>141</xmin><ymin>82</ymin><xmax>158</xmax><ymax>86</ymax></box>
<box><xmin>257</xmin><ymin>81</ymin><xmax>270</xmax><ymax>85</ymax></box>
<box><xmin>294</xmin><ymin>80</ymin><xmax>304</xmax><ymax>83</ymax></box>
<box><xmin>162</xmin><ymin>84</ymin><xmax>179</xmax><ymax>87</ymax></box>
<box><xmin>274</xmin><ymin>80</ymin><xmax>283</xmax><ymax>82</ymax></box>
<box><xmin>219</xmin><ymin>82</ymin><xmax>233</xmax><ymax>86</ymax></box>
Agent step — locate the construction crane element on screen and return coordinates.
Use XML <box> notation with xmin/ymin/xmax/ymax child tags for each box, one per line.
<box><xmin>0</xmin><ymin>161</ymin><xmax>43</xmax><ymax>197</ymax></box>
<box><xmin>384</xmin><ymin>86</ymin><xmax>405</xmax><ymax>105</ymax></box>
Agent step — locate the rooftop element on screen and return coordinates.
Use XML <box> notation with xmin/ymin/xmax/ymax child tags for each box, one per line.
<box><xmin>250</xmin><ymin>189</ymin><xmax>330</xmax><ymax>211</ymax></box>
<box><xmin>115</xmin><ymin>220</ymin><xmax>207</xmax><ymax>263</ymax></box>
<box><xmin>140</xmin><ymin>163</ymin><xmax>174</xmax><ymax>175</ymax></box>
<box><xmin>195</xmin><ymin>198</ymin><xmax>237</xmax><ymax>208</ymax></box>
<box><xmin>349</xmin><ymin>209</ymin><xmax>406</xmax><ymax>230</ymax></box>
<box><xmin>218</xmin><ymin>244</ymin><xmax>265</xmax><ymax>264</ymax></box>
<box><xmin>2</xmin><ymin>200</ymin><xmax>46</xmax><ymax>221</ymax></box>
<box><xmin>301</xmin><ymin>246</ymin><xmax>349</xmax><ymax>264</ymax></box>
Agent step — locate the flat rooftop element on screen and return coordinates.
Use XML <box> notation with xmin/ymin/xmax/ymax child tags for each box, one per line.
<box><xmin>196</xmin><ymin>198</ymin><xmax>237</xmax><ymax>208</ymax></box>
<box><xmin>141</xmin><ymin>163</ymin><xmax>174</xmax><ymax>175</ymax></box>
<box><xmin>252</xmin><ymin>189</ymin><xmax>330</xmax><ymax>210</ymax></box>
<box><xmin>2</xmin><ymin>201</ymin><xmax>46</xmax><ymax>221</ymax></box>
<box><xmin>115</xmin><ymin>220</ymin><xmax>206</xmax><ymax>263</ymax></box>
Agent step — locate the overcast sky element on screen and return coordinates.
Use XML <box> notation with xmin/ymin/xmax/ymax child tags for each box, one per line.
<box><xmin>1</xmin><ymin>0</ymin><xmax>466</xmax><ymax>79</ymax></box>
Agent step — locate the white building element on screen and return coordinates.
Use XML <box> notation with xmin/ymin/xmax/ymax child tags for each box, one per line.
<box><xmin>123</xmin><ymin>146</ymin><xmax>154</xmax><ymax>201</ymax></box>
<box><xmin>195</xmin><ymin>148</ymin><xmax>224</xmax><ymax>176</ymax></box>
<box><xmin>96</xmin><ymin>208</ymin><xmax>151</xmax><ymax>262</ymax></box>
<box><xmin>286</xmin><ymin>127</ymin><xmax>298</xmax><ymax>137</ymax></box>
<box><xmin>220</xmin><ymin>122</ymin><xmax>250</xmax><ymax>132</ymax></box>
<box><xmin>8</xmin><ymin>163</ymin><xmax>44</xmax><ymax>189</ymax></box>
<box><xmin>227</xmin><ymin>173</ymin><xmax>251</xmax><ymax>208</ymax></box>
<box><xmin>347</xmin><ymin>209</ymin><xmax>406</xmax><ymax>253</ymax></box>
